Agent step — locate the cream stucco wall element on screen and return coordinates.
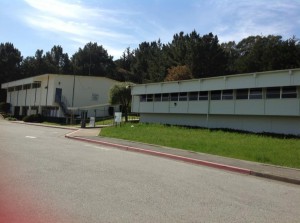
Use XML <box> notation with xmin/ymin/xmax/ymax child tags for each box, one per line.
<box><xmin>1</xmin><ymin>74</ymin><xmax>120</xmax><ymax>117</ymax></box>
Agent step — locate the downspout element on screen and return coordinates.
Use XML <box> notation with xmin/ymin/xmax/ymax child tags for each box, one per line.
<box><xmin>206</xmin><ymin>91</ymin><xmax>210</xmax><ymax>128</ymax></box>
<box><xmin>45</xmin><ymin>75</ymin><xmax>49</xmax><ymax>106</ymax></box>
<box><xmin>72</xmin><ymin>75</ymin><xmax>75</xmax><ymax>107</ymax></box>
<box><xmin>25</xmin><ymin>87</ymin><xmax>27</xmax><ymax>107</ymax></box>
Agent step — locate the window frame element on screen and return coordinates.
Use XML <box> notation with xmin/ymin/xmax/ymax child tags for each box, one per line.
<box><xmin>211</xmin><ymin>90</ymin><xmax>221</xmax><ymax>100</ymax></box>
<box><xmin>266</xmin><ymin>87</ymin><xmax>281</xmax><ymax>99</ymax></box>
<box><xmin>249</xmin><ymin>88</ymin><xmax>263</xmax><ymax>99</ymax></box>
<box><xmin>222</xmin><ymin>90</ymin><xmax>233</xmax><ymax>100</ymax></box>
<box><xmin>188</xmin><ymin>92</ymin><xmax>198</xmax><ymax>101</ymax></box>
<box><xmin>179</xmin><ymin>92</ymin><xmax>188</xmax><ymax>101</ymax></box>
<box><xmin>199</xmin><ymin>91</ymin><xmax>208</xmax><ymax>100</ymax></box>
<box><xmin>236</xmin><ymin>89</ymin><xmax>249</xmax><ymax>100</ymax></box>
<box><xmin>170</xmin><ymin>93</ymin><xmax>179</xmax><ymax>101</ymax></box>
<box><xmin>281</xmin><ymin>86</ymin><xmax>297</xmax><ymax>99</ymax></box>
<box><xmin>154</xmin><ymin>94</ymin><xmax>162</xmax><ymax>102</ymax></box>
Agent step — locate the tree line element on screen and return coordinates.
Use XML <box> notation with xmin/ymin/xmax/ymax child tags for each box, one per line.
<box><xmin>1</xmin><ymin>30</ymin><xmax>300</xmax><ymax>101</ymax></box>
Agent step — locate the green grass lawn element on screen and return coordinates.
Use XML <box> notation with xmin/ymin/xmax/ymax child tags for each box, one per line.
<box><xmin>100</xmin><ymin>123</ymin><xmax>300</xmax><ymax>169</ymax></box>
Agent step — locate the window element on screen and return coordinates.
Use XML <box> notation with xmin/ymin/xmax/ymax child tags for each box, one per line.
<box><xmin>249</xmin><ymin>88</ymin><xmax>262</xmax><ymax>99</ymax></box>
<box><xmin>92</xmin><ymin>93</ymin><xmax>99</xmax><ymax>101</ymax></box>
<box><xmin>266</xmin><ymin>87</ymin><xmax>280</xmax><ymax>99</ymax></box>
<box><xmin>222</xmin><ymin>90</ymin><xmax>233</xmax><ymax>100</ymax></box>
<box><xmin>32</xmin><ymin>82</ymin><xmax>41</xmax><ymax>88</ymax></box>
<box><xmin>199</xmin><ymin>91</ymin><xmax>208</xmax><ymax>100</ymax></box>
<box><xmin>170</xmin><ymin>93</ymin><xmax>178</xmax><ymax>101</ymax></box>
<box><xmin>179</xmin><ymin>92</ymin><xmax>187</xmax><ymax>101</ymax></box>
<box><xmin>189</xmin><ymin>92</ymin><xmax>198</xmax><ymax>101</ymax></box>
<box><xmin>140</xmin><ymin>95</ymin><xmax>146</xmax><ymax>102</ymax></box>
<box><xmin>146</xmin><ymin>94</ymin><xmax>153</xmax><ymax>102</ymax></box>
<box><xmin>23</xmin><ymin>84</ymin><xmax>31</xmax><ymax>90</ymax></box>
<box><xmin>8</xmin><ymin>87</ymin><xmax>14</xmax><ymax>92</ymax></box>
<box><xmin>15</xmin><ymin>85</ymin><xmax>22</xmax><ymax>91</ymax></box>
<box><xmin>211</xmin><ymin>90</ymin><xmax>221</xmax><ymax>100</ymax></box>
<box><xmin>236</xmin><ymin>89</ymin><xmax>248</xmax><ymax>99</ymax></box>
<box><xmin>282</xmin><ymin>86</ymin><xmax>297</xmax><ymax>98</ymax></box>
<box><xmin>162</xmin><ymin>93</ymin><xmax>169</xmax><ymax>101</ymax></box>
<box><xmin>154</xmin><ymin>94</ymin><xmax>162</xmax><ymax>101</ymax></box>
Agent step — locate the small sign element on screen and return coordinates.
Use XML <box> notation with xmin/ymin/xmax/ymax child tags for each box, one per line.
<box><xmin>89</xmin><ymin>117</ymin><xmax>95</xmax><ymax>127</ymax></box>
<box><xmin>114</xmin><ymin>112</ymin><xmax>122</xmax><ymax>124</ymax></box>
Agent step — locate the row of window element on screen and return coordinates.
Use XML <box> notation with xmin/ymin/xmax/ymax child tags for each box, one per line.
<box><xmin>7</xmin><ymin>82</ymin><xmax>41</xmax><ymax>92</ymax></box>
<box><xmin>139</xmin><ymin>86</ymin><xmax>298</xmax><ymax>102</ymax></box>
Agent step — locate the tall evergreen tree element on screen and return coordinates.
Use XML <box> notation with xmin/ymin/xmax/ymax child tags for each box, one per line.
<box><xmin>71</xmin><ymin>42</ymin><xmax>115</xmax><ymax>77</ymax></box>
<box><xmin>0</xmin><ymin>42</ymin><xmax>22</xmax><ymax>101</ymax></box>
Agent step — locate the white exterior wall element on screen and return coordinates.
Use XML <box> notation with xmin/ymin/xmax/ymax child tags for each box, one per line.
<box><xmin>1</xmin><ymin>74</ymin><xmax>120</xmax><ymax>117</ymax></box>
<box><xmin>132</xmin><ymin>68</ymin><xmax>300</xmax><ymax>135</ymax></box>
<box><xmin>140</xmin><ymin>113</ymin><xmax>300</xmax><ymax>136</ymax></box>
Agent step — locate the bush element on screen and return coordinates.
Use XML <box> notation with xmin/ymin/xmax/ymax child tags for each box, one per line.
<box><xmin>5</xmin><ymin>116</ymin><xmax>17</xmax><ymax>121</ymax></box>
<box><xmin>23</xmin><ymin>114</ymin><xmax>43</xmax><ymax>123</ymax></box>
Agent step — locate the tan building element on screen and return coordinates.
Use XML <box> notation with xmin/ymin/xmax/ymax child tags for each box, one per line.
<box><xmin>1</xmin><ymin>74</ymin><xmax>120</xmax><ymax>119</ymax></box>
<box><xmin>131</xmin><ymin>68</ymin><xmax>300</xmax><ymax>135</ymax></box>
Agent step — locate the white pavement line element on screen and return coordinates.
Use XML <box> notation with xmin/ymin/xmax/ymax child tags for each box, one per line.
<box><xmin>25</xmin><ymin>136</ymin><xmax>37</xmax><ymax>139</ymax></box>
<box><xmin>65</xmin><ymin>129</ymin><xmax>81</xmax><ymax>137</ymax></box>
<box><xmin>84</xmin><ymin>144</ymin><xmax>111</xmax><ymax>151</ymax></box>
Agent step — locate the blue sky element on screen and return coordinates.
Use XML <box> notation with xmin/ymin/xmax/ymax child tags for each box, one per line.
<box><xmin>1</xmin><ymin>0</ymin><xmax>300</xmax><ymax>60</ymax></box>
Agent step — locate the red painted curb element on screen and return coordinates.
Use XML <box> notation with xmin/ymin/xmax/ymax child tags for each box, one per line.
<box><xmin>65</xmin><ymin>135</ymin><xmax>251</xmax><ymax>175</ymax></box>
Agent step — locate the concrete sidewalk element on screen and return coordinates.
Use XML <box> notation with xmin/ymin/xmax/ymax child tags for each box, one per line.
<box><xmin>66</xmin><ymin>128</ymin><xmax>300</xmax><ymax>185</ymax></box>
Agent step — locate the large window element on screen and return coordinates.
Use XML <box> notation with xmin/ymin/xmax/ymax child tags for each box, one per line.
<box><xmin>8</xmin><ymin>87</ymin><xmax>14</xmax><ymax>92</ymax></box>
<box><xmin>32</xmin><ymin>82</ymin><xmax>41</xmax><ymax>88</ymax></box>
<box><xmin>140</xmin><ymin>95</ymin><xmax>146</xmax><ymax>102</ymax></box>
<box><xmin>266</xmin><ymin>87</ymin><xmax>280</xmax><ymax>99</ymax></box>
<box><xmin>249</xmin><ymin>88</ymin><xmax>262</xmax><ymax>99</ymax></box>
<box><xmin>236</xmin><ymin>89</ymin><xmax>248</xmax><ymax>99</ymax></box>
<box><xmin>211</xmin><ymin>90</ymin><xmax>221</xmax><ymax>100</ymax></box>
<box><xmin>23</xmin><ymin>84</ymin><xmax>31</xmax><ymax>90</ymax></box>
<box><xmin>146</xmin><ymin>94</ymin><xmax>153</xmax><ymax>102</ymax></box>
<box><xmin>15</xmin><ymin>85</ymin><xmax>22</xmax><ymax>91</ymax></box>
<box><xmin>222</xmin><ymin>90</ymin><xmax>233</xmax><ymax>100</ymax></box>
<box><xmin>162</xmin><ymin>93</ymin><xmax>169</xmax><ymax>101</ymax></box>
<box><xmin>188</xmin><ymin>92</ymin><xmax>198</xmax><ymax>101</ymax></box>
<box><xmin>91</xmin><ymin>93</ymin><xmax>99</xmax><ymax>101</ymax></box>
<box><xmin>154</xmin><ymin>94</ymin><xmax>162</xmax><ymax>101</ymax></box>
<box><xmin>170</xmin><ymin>93</ymin><xmax>178</xmax><ymax>101</ymax></box>
<box><xmin>282</xmin><ymin>86</ymin><xmax>297</xmax><ymax>98</ymax></box>
<box><xmin>199</xmin><ymin>91</ymin><xmax>208</xmax><ymax>100</ymax></box>
<box><xmin>179</xmin><ymin>92</ymin><xmax>187</xmax><ymax>101</ymax></box>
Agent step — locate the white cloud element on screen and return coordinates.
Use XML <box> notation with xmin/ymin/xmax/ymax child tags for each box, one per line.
<box><xmin>17</xmin><ymin>0</ymin><xmax>300</xmax><ymax>58</ymax></box>
<box><xmin>22</xmin><ymin>0</ymin><xmax>140</xmax><ymax>58</ymax></box>
<box><xmin>207</xmin><ymin>0</ymin><xmax>300</xmax><ymax>43</ymax></box>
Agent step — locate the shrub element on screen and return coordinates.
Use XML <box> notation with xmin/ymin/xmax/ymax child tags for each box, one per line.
<box><xmin>5</xmin><ymin>116</ymin><xmax>17</xmax><ymax>121</ymax></box>
<box><xmin>23</xmin><ymin>114</ymin><xmax>43</xmax><ymax>123</ymax></box>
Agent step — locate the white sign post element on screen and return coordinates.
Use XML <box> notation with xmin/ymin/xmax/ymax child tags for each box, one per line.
<box><xmin>114</xmin><ymin>112</ymin><xmax>122</xmax><ymax>126</ymax></box>
<box><xmin>89</xmin><ymin>117</ymin><xmax>95</xmax><ymax>127</ymax></box>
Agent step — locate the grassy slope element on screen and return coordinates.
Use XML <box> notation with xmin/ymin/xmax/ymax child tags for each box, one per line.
<box><xmin>100</xmin><ymin>123</ymin><xmax>300</xmax><ymax>168</ymax></box>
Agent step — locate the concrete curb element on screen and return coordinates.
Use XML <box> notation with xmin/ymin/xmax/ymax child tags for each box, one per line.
<box><xmin>250</xmin><ymin>171</ymin><xmax>300</xmax><ymax>185</ymax></box>
<box><xmin>11</xmin><ymin>121</ymin><xmax>79</xmax><ymax>131</ymax></box>
<box><xmin>65</xmin><ymin>134</ymin><xmax>251</xmax><ymax>175</ymax></box>
<box><xmin>65</xmin><ymin>134</ymin><xmax>300</xmax><ymax>185</ymax></box>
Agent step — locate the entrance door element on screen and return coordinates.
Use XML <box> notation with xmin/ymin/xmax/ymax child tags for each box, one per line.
<box><xmin>55</xmin><ymin>88</ymin><xmax>62</xmax><ymax>103</ymax></box>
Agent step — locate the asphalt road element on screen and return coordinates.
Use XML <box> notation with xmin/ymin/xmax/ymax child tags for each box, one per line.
<box><xmin>1</xmin><ymin>120</ymin><xmax>300</xmax><ymax>223</ymax></box>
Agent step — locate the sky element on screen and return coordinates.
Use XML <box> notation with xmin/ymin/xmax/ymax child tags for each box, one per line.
<box><xmin>1</xmin><ymin>0</ymin><xmax>300</xmax><ymax>60</ymax></box>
